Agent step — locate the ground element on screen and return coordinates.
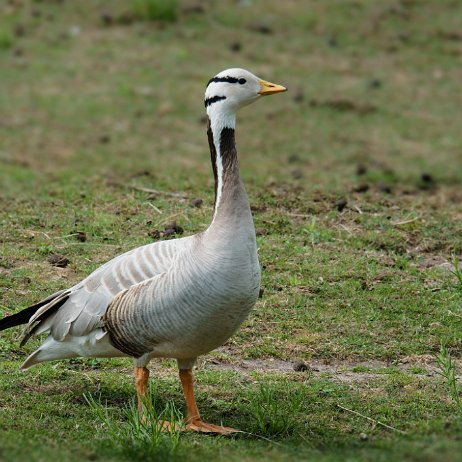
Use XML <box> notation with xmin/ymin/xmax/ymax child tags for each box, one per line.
<box><xmin>1</xmin><ymin>0</ymin><xmax>462</xmax><ymax>461</ymax></box>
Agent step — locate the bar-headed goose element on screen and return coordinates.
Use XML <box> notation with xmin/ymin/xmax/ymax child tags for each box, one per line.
<box><xmin>0</xmin><ymin>68</ymin><xmax>286</xmax><ymax>434</ymax></box>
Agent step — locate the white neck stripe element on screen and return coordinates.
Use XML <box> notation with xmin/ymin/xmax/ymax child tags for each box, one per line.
<box><xmin>207</xmin><ymin>105</ymin><xmax>236</xmax><ymax>220</ymax></box>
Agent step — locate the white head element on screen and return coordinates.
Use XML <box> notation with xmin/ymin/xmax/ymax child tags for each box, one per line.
<box><xmin>205</xmin><ymin>68</ymin><xmax>286</xmax><ymax>117</ymax></box>
<box><xmin>204</xmin><ymin>69</ymin><xmax>286</xmax><ymax>219</ymax></box>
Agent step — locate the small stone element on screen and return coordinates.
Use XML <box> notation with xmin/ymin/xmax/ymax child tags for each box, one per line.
<box><xmin>48</xmin><ymin>254</ymin><xmax>70</xmax><ymax>268</ymax></box>
<box><xmin>327</xmin><ymin>36</ymin><xmax>338</xmax><ymax>47</ymax></box>
<box><xmin>191</xmin><ymin>198</ymin><xmax>203</xmax><ymax>208</ymax></box>
<box><xmin>101</xmin><ymin>12</ymin><xmax>114</xmax><ymax>26</ymax></box>
<box><xmin>293</xmin><ymin>362</ymin><xmax>309</xmax><ymax>372</ymax></box>
<box><xmin>368</xmin><ymin>79</ymin><xmax>382</xmax><ymax>89</ymax></box>
<box><xmin>164</xmin><ymin>221</ymin><xmax>183</xmax><ymax>235</ymax></box>
<box><xmin>291</xmin><ymin>168</ymin><xmax>303</xmax><ymax>179</ymax></box>
<box><xmin>356</xmin><ymin>164</ymin><xmax>367</xmax><ymax>175</ymax></box>
<box><xmin>359</xmin><ymin>432</ymin><xmax>368</xmax><ymax>441</ymax></box>
<box><xmin>230</xmin><ymin>42</ymin><xmax>242</xmax><ymax>52</ymax></box>
<box><xmin>377</xmin><ymin>183</ymin><xmax>392</xmax><ymax>194</ymax></box>
<box><xmin>421</xmin><ymin>173</ymin><xmax>433</xmax><ymax>183</ymax></box>
<box><xmin>419</xmin><ymin>172</ymin><xmax>436</xmax><ymax>190</ymax></box>
<box><xmin>334</xmin><ymin>198</ymin><xmax>347</xmax><ymax>212</ymax></box>
<box><xmin>398</xmin><ymin>31</ymin><xmax>410</xmax><ymax>42</ymax></box>
<box><xmin>256</xmin><ymin>228</ymin><xmax>268</xmax><ymax>236</ymax></box>
<box><xmin>250</xmin><ymin>23</ymin><xmax>272</xmax><ymax>35</ymax></box>
<box><xmin>250</xmin><ymin>204</ymin><xmax>267</xmax><ymax>212</ymax></box>
<box><xmin>75</xmin><ymin>231</ymin><xmax>86</xmax><ymax>242</ymax></box>
<box><xmin>353</xmin><ymin>183</ymin><xmax>369</xmax><ymax>193</ymax></box>
<box><xmin>148</xmin><ymin>229</ymin><xmax>161</xmax><ymax>239</ymax></box>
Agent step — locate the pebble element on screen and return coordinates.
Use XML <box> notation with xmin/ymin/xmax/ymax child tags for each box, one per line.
<box><xmin>353</xmin><ymin>183</ymin><xmax>369</xmax><ymax>193</ymax></box>
<box><xmin>377</xmin><ymin>183</ymin><xmax>392</xmax><ymax>194</ymax></box>
<box><xmin>48</xmin><ymin>254</ymin><xmax>70</xmax><ymax>268</ymax></box>
<box><xmin>230</xmin><ymin>42</ymin><xmax>242</xmax><ymax>52</ymax></box>
<box><xmin>293</xmin><ymin>362</ymin><xmax>309</xmax><ymax>372</ymax></box>
<box><xmin>356</xmin><ymin>164</ymin><xmax>367</xmax><ymax>175</ymax></box>
<box><xmin>164</xmin><ymin>222</ymin><xmax>184</xmax><ymax>235</ymax></box>
<box><xmin>334</xmin><ymin>198</ymin><xmax>347</xmax><ymax>212</ymax></box>
<box><xmin>191</xmin><ymin>198</ymin><xmax>203</xmax><ymax>208</ymax></box>
<box><xmin>75</xmin><ymin>231</ymin><xmax>86</xmax><ymax>242</ymax></box>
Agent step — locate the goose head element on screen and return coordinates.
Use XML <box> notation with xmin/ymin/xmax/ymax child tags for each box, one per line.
<box><xmin>204</xmin><ymin>68</ymin><xmax>286</xmax><ymax>114</ymax></box>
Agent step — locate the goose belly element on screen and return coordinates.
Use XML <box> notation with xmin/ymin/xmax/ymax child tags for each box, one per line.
<box><xmin>106</xmin><ymin>246</ymin><xmax>261</xmax><ymax>360</ymax></box>
<box><xmin>103</xmin><ymin>227</ymin><xmax>262</xmax><ymax>359</ymax></box>
<box><xmin>165</xmin><ymin>287</ymin><xmax>259</xmax><ymax>358</ymax></box>
<box><xmin>152</xmin><ymin>260</ymin><xmax>261</xmax><ymax>359</ymax></box>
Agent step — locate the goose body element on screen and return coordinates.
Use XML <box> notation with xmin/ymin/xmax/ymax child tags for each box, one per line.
<box><xmin>0</xmin><ymin>68</ymin><xmax>286</xmax><ymax>433</ymax></box>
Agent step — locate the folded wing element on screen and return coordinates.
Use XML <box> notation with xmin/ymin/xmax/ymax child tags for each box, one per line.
<box><xmin>20</xmin><ymin>236</ymin><xmax>193</xmax><ymax>345</ymax></box>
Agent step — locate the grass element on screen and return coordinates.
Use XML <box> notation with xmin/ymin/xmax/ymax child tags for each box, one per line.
<box><xmin>247</xmin><ymin>381</ymin><xmax>303</xmax><ymax>437</ymax></box>
<box><xmin>450</xmin><ymin>255</ymin><xmax>462</xmax><ymax>291</ymax></box>
<box><xmin>132</xmin><ymin>0</ymin><xmax>178</xmax><ymax>22</ymax></box>
<box><xmin>0</xmin><ymin>28</ymin><xmax>12</xmax><ymax>49</ymax></box>
<box><xmin>436</xmin><ymin>341</ymin><xmax>462</xmax><ymax>413</ymax></box>
<box><xmin>1</xmin><ymin>0</ymin><xmax>462</xmax><ymax>460</ymax></box>
<box><xmin>85</xmin><ymin>388</ymin><xmax>183</xmax><ymax>459</ymax></box>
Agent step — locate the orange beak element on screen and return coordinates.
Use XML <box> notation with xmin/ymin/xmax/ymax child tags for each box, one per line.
<box><xmin>258</xmin><ymin>79</ymin><xmax>287</xmax><ymax>95</ymax></box>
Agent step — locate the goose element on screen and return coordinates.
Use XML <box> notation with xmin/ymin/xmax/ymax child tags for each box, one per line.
<box><xmin>0</xmin><ymin>68</ymin><xmax>286</xmax><ymax>434</ymax></box>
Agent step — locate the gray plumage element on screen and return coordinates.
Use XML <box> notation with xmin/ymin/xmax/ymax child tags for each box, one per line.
<box><xmin>13</xmin><ymin>68</ymin><xmax>274</xmax><ymax>372</ymax></box>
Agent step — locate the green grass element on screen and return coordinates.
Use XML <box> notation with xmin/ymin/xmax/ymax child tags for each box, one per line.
<box><xmin>1</xmin><ymin>0</ymin><xmax>462</xmax><ymax>460</ymax></box>
<box><xmin>85</xmin><ymin>388</ymin><xmax>184</xmax><ymax>459</ymax></box>
<box><xmin>436</xmin><ymin>341</ymin><xmax>462</xmax><ymax>413</ymax></box>
<box><xmin>247</xmin><ymin>381</ymin><xmax>304</xmax><ymax>437</ymax></box>
<box><xmin>132</xmin><ymin>0</ymin><xmax>178</xmax><ymax>22</ymax></box>
<box><xmin>450</xmin><ymin>255</ymin><xmax>462</xmax><ymax>291</ymax></box>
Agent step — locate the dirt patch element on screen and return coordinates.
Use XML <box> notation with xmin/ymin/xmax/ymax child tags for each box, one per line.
<box><xmin>418</xmin><ymin>255</ymin><xmax>454</xmax><ymax>271</ymax></box>
<box><xmin>203</xmin><ymin>354</ymin><xmax>458</xmax><ymax>385</ymax></box>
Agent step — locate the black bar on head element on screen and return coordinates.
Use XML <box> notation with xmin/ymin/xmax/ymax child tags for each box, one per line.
<box><xmin>206</xmin><ymin>76</ymin><xmax>240</xmax><ymax>88</ymax></box>
<box><xmin>204</xmin><ymin>95</ymin><xmax>227</xmax><ymax>108</ymax></box>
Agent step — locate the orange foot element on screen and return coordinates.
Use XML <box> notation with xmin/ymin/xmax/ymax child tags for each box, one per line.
<box><xmin>185</xmin><ymin>419</ymin><xmax>241</xmax><ymax>435</ymax></box>
<box><xmin>139</xmin><ymin>416</ymin><xmax>183</xmax><ymax>432</ymax></box>
<box><xmin>158</xmin><ymin>420</ymin><xmax>182</xmax><ymax>432</ymax></box>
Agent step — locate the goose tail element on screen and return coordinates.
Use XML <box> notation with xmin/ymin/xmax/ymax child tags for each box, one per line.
<box><xmin>0</xmin><ymin>289</ymin><xmax>69</xmax><ymax>341</ymax></box>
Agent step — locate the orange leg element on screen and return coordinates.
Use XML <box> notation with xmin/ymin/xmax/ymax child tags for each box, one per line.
<box><xmin>179</xmin><ymin>369</ymin><xmax>240</xmax><ymax>435</ymax></box>
<box><xmin>134</xmin><ymin>366</ymin><xmax>179</xmax><ymax>431</ymax></box>
<box><xmin>134</xmin><ymin>366</ymin><xmax>150</xmax><ymax>413</ymax></box>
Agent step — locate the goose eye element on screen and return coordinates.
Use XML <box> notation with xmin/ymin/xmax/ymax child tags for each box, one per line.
<box><xmin>238</xmin><ymin>78</ymin><xmax>246</xmax><ymax>85</ymax></box>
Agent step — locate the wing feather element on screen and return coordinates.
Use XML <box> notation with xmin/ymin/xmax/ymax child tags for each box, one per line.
<box><xmin>21</xmin><ymin>236</ymin><xmax>194</xmax><ymax>345</ymax></box>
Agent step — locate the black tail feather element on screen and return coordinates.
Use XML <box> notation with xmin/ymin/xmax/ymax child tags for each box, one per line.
<box><xmin>0</xmin><ymin>290</ymin><xmax>66</xmax><ymax>332</ymax></box>
<box><xmin>20</xmin><ymin>295</ymin><xmax>69</xmax><ymax>346</ymax></box>
<box><xmin>0</xmin><ymin>304</ymin><xmax>45</xmax><ymax>331</ymax></box>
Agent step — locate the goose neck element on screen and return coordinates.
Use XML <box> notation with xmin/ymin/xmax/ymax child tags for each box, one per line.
<box><xmin>206</xmin><ymin>109</ymin><xmax>244</xmax><ymax>221</ymax></box>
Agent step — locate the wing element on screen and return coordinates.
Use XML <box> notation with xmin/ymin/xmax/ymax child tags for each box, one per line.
<box><xmin>22</xmin><ymin>236</ymin><xmax>195</xmax><ymax>343</ymax></box>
